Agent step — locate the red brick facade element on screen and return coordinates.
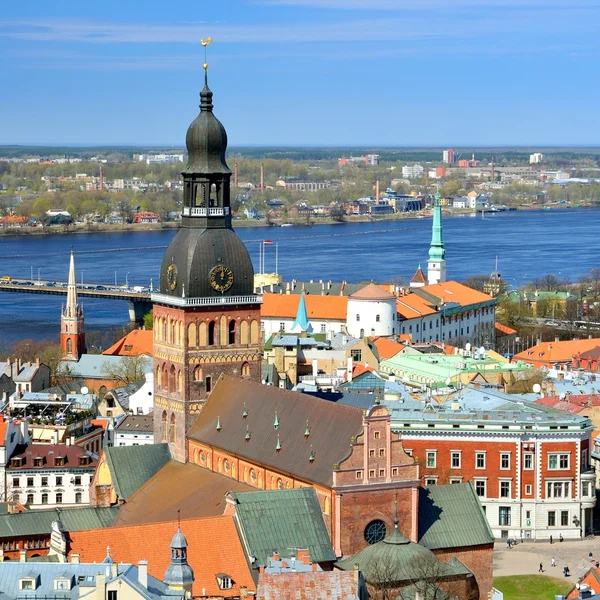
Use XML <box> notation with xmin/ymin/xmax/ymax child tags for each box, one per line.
<box><xmin>435</xmin><ymin>545</ymin><xmax>494</xmax><ymax>600</ymax></box>
<box><xmin>153</xmin><ymin>301</ymin><xmax>261</xmax><ymax>462</ymax></box>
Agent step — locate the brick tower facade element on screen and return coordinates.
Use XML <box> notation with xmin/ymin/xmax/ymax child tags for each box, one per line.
<box><xmin>60</xmin><ymin>251</ymin><xmax>85</xmax><ymax>361</ymax></box>
<box><xmin>152</xmin><ymin>65</ymin><xmax>261</xmax><ymax>463</ymax></box>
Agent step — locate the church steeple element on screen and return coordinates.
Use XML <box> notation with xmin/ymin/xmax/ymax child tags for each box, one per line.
<box><xmin>427</xmin><ymin>191</ymin><xmax>447</xmax><ymax>285</ymax></box>
<box><xmin>290</xmin><ymin>291</ymin><xmax>312</xmax><ymax>334</ymax></box>
<box><xmin>60</xmin><ymin>251</ymin><xmax>85</xmax><ymax>361</ymax></box>
<box><xmin>164</xmin><ymin>527</ymin><xmax>195</xmax><ymax>593</ymax></box>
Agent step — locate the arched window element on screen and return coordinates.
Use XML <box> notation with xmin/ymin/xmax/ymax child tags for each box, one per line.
<box><xmin>209</xmin><ymin>183</ymin><xmax>218</xmax><ymax>207</ymax></box>
<box><xmin>356</xmin><ymin>314</ymin><xmax>360</xmax><ymax>322</ymax></box>
<box><xmin>194</xmin><ymin>365</ymin><xmax>203</xmax><ymax>382</ymax></box>
<box><xmin>66</xmin><ymin>338</ymin><xmax>73</xmax><ymax>354</ymax></box>
<box><xmin>208</xmin><ymin>321</ymin><xmax>216</xmax><ymax>346</ymax></box>
<box><xmin>228</xmin><ymin>320</ymin><xmax>236</xmax><ymax>345</ymax></box>
<box><xmin>324</xmin><ymin>496</ymin><xmax>330</xmax><ymax>515</ymax></box>
<box><xmin>169</xmin><ymin>413</ymin><xmax>176</xmax><ymax>443</ymax></box>
<box><xmin>162</xmin><ymin>319</ymin><xmax>167</xmax><ymax>342</ymax></box>
<box><xmin>177</xmin><ymin>370</ymin><xmax>183</xmax><ymax>392</ymax></box>
<box><xmin>161</xmin><ymin>411</ymin><xmax>168</xmax><ymax>442</ymax></box>
<box><xmin>156</xmin><ymin>366</ymin><xmax>162</xmax><ymax>388</ymax></box>
<box><xmin>169</xmin><ymin>365</ymin><xmax>176</xmax><ymax>393</ymax></box>
<box><xmin>171</xmin><ymin>322</ymin><xmax>177</xmax><ymax>345</ymax></box>
<box><xmin>241</xmin><ymin>362</ymin><xmax>251</xmax><ymax>377</ymax></box>
<box><xmin>163</xmin><ymin>365</ymin><xmax>168</xmax><ymax>390</ymax></box>
<box><xmin>376</xmin><ymin>314</ymin><xmax>380</xmax><ymax>322</ymax></box>
<box><xmin>188</xmin><ymin>322</ymin><xmax>197</xmax><ymax>347</ymax></box>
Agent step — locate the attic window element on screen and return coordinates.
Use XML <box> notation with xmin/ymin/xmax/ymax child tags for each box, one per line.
<box><xmin>33</xmin><ymin>457</ymin><xmax>44</xmax><ymax>467</ymax></box>
<box><xmin>78</xmin><ymin>456</ymin><xmax>90</xmax><ymax>466</ymax></box>
<box><xmin>11</xmin><ymin>457</ymin><xmax>24</xmax><ymax>468</ymax></box>
<box><xmin>54</xmin><ymin>578</ymin><xmax>71</xmax><ymax>591</ymax></box>
<box><xmin>19</xmin><ymin>578</ymin><xmax>36</xmax><ymax>591</ymax></box>
<box><xmin>124</xmin><ymin>345</ymin><xmax>133</xmax><ymax>352</ymax></box>
<box><xmin>54</xmin><ymin>456</ymin><xmax>65</xmax><ymax>467</ymax></box>
<box><xmin>217</xmin><ymin>575</ymin><xmax>233</xmax><ymax>590</ymax></box>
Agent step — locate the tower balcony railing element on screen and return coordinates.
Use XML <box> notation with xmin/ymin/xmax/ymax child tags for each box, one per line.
<box><xmin>183</xmin><ymin>206</ymin><xmax>230</xmax><ymax>217</ymax></box>
<box><xmin>151</xmin><ymin>292</ymin><xmax>261</xmax><ymax>307</ymax></box>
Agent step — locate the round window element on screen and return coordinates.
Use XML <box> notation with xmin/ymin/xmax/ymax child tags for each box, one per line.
<box><xmin>224</xmin><ymin>459</ymin><xmax>230</xmax><ymax>473</ymax></box>
<box><xmin>250</xmin><ymin>469</ymin><xmax>257</xmax><ymax>482</ymax></box>
<box><xmin>277</xmin><ymin>478</ymin><xmax>284</xmax><ymax>489</ymax></box>
<box><xmin>364</xmin><ymin>520</ymin><xmax>387</xmax><ymax>545</ymax></box>
<box><xmin>199</xmin><ymin>451</ymin><xmax>205</xmax><ymax>464</ymax></box>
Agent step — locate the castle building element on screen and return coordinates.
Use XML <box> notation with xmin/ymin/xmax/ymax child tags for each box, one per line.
<box><xmin>427</xmin><ymin>191</ymin><xmax>446</xmax><ymax>285</ymax></box>
<box><xmin>151</xmin><ymin>66</ymin><xmax>262</xmax><ymax>462</ymax></box>
<box><xmin>60</xmin><ymin>251</ymin><xmax>85</xmax><ymax>361</ymax></box>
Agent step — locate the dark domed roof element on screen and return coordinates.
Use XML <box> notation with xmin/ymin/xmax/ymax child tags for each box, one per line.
<box><xmin>159</xmin><ymin>227</ymin><xmax>254</xmax><ymax>299</ymax></box>
<box><xmin>184</xmin><ymin>81</ymin><xmax>231</xmax><ymax>175</ymax></box>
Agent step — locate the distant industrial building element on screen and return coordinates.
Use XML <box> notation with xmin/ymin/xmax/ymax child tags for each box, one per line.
<box><xmin>442</xmin><ymin>148</ymin><xmax>455</xmax><ymax>164</ymax></box>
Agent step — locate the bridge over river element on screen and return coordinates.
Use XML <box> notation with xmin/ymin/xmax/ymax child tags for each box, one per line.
<box><xmin>0</xmin><ymin>280</ymin><xmax>152</xmax><ymax>323</ymax></box>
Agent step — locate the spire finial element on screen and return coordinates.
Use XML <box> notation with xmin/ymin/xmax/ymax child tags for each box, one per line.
<box><xmin>276</xmin><ymin>434</ymin><xmax>282</xmax><ymax>451</ymax></box>
<box><xmin>178</xmin><ymin>508</ymin><xmax>181</xmax><ymax>529</ymax></box>
<box><xmin>200</xmin><ymin>37</ymin><xmax>213</xmax><ymax>86</ymax></box>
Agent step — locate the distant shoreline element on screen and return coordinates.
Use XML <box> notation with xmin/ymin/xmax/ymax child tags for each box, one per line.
<box><xmin>0</xmin><ymin>204</ymin><xmax>591</xmax><ymax>238</ymax></box>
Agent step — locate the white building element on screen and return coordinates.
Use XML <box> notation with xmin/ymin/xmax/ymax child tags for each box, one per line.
<box><xmin>114</xmin><ymin>414</ymin><xmax>154</xmax><ymax>447</ymax></box>
<box><xmin>6</xmin><ymin>443</ymin><xmax>97</xmax><ymax>508</ymax></box>
<box><xmin>346</xmin><ymin>284</ymin><xmax>397</xmax><ymax>339</ymax></box>
<box><xmin>530</xmin><ymin>152</ymin><xmax>544</xmax><ymax>164</ymax></box>
<box><xmin>0</xmin><ymin>415</ymin><xmax>29</xmax><ymax>503</ymax></box>
<box><xmin>401</xmin><ymin>165</ymin><xmax>424</xmax><ymax>179</ymax></box>
<box><xmin>128</xmin><ymin>372</ymin><xmax>154</xmax><ymax>415</ymax></box>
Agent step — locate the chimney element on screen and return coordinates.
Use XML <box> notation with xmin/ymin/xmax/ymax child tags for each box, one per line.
<box><xmin>36</xmin><ymin>357</ymin><xmax>40</xmax><ymax>367</ymax></box>
<box><xmin>95</xmin><ymin>573</ymin><xmax>106</xmax><ymax>600</ymax></box>
<box><xmin>71</xmin><ymin>553</ymin><xmax>80</xmax><ymax>564</ymax></box>
<box><xmin>19</xmin><ymin>550</ymin><xmax>26</xmax><ymax>562</ymax></box>
<box><xmin>281</xmin><ymin>560</ymin><xmax>287</xmax><ymax>569</ymax></box>
<box><xmin>138</xmin><ymin>560</ymin><xmax>148</xmax><ymax>588</ymax></box>
<box><xmin>240</xmin><ymin>587</ymin><xmax>248</xmax><ymax>600</ymax></box>
<box><xmin>273</xmin><ymin>552</ymin><xmax>280</xmax><ymax>561</ymax></box>
<box><xmin>347</xmin><ymin>357</ymin><xmax>353</xmax><ymax>382</ymax></box>
<box><xmin>312</xmin><ymin>359</ymin><xmax>318</xmax><ymax>378</ymax></box>
<box><xmin>312</xmin><ymin>562</ymin><xmax>318</xmax><ymax>572</ymax></box>
<box><xmin>111</xmin><ymin>562</ymin><xmax>118</xmax><ymax>578</ymax></box>
<box><xmin>52</xmin><ymin>430</ymin><xmax>59</xmax><ymax>445</ymax></box>
<box><xmin>298</xmin><ymin>549</ymin><xmax>310</xmax><ymax>565</ymax></box>
<box><xmin>375</xmin><ymin>180</ymin><xmax>380</xmax><ymax>205</ymax></box>
<box><xmin>354</xmin><ymin>563</ymin><xmax>359</xmax><ymax>585</ymax></box>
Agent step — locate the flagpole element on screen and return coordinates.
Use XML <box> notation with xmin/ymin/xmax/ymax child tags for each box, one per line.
<box><xmin>276</xmin><ymin>242</ymin><xmax>279</xmax><ymax>275</ymax></box>
<box><xmin>259</xmin><ymin>242</ymin><xmax>262</xmax><ymax>275</ymax></box>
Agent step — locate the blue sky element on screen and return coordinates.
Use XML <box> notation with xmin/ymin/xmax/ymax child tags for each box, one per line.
<box><xmin>1</xmin><ymin>0</ymin><xmax>598</xmax><ymax>146</ymax></box>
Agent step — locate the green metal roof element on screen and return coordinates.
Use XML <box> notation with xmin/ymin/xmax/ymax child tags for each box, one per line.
<box><xmin>105</xmin><ymin>443</ymin><xmax>171</xmax><ymax>501</ymax></box>
<box><xmin>231</xmin><ymin>488</ymin><xmax>336</xmax><ymax>565</ymax></box>
<box><xmin>418</xmin><ymin>483</ymin><xmax>493</xmax><ymax>550</ymax></box>
<box><xmin>0</xmin><ymin>506</ymin><xmax>119</xmax><ymax>538</ymax></box>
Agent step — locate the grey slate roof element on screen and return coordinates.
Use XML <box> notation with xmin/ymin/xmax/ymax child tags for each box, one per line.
<box><xmin>105</xmin><ymin>379</ymin><xmax>145</xmax><ymax>410</ymax></box>
<box><xmin>231</xmin><ymin>488</ymin><xmax>336</xmax><ymax>566</ymax></box>
<box><xmin>418</xmin><ymin>483</ymin><xmax>494</xmax><ymax>550</ymax></box>
<box><xmin>105</xmin><ymin>443</ymin><xmax>171</xmax><ymax>501</ymax></box>
<box><xmin>116</xmin><ymin>414</ymin><xmax>154</xmax><ymax>434</ymax></box>
<box><xmin>0</xmin><ymin>506</ymin><xmax>118</xmax><ymax>538</ymax></box>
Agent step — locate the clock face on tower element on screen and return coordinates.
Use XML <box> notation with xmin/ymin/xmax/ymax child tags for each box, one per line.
<box><xmin>209</xmin><ymin>264</ymin><xmax>234</xmax><ymax>293</ymax></box>
<box><xmin>166</xmin><ymin>264</ymin><xmax>178</xmax><ymax>290</ymax></box>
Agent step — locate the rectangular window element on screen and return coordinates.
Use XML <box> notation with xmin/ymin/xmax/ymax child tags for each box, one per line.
<box><xmin>279</xmin><ymin>322</ymin><xmax>285</xmax><ymax>332</ymax></box>
<box><xmin>350</xmin><ymin>349</ymin><xmax>362</xmax><ymax>362</ymax></box>
<box><xmin>548</xmin><ymin>453</ymin><xmax>570</xmax><ymax>470</ymax></box>
<box><xmin>525</xmin><ymin>510</ymin><xmax>531</xmax><ymax>519</ymax></box>
<box><xmin>425</xmin><ymin>478</ymin><xmax>437</xmax><ymax>486</ymax></box>
<box><xmin>548</xmin><ymin>511</ymin><xmax>556</xmax><ymax>527</ymax></box>
<box><xmin>426</xmin><ymin>451</ymin><xmax>436</xmax><ymax>468</ymax></box>
<box><xmin>206</xmin><ymin>376</ymin><xmax>212</xmax><ymax>392</ymax></box>
<box><xmin>20</xmin><ymin>580</ymin><xmax>34</xmax><ymax>591</ymax></box>
<box><xmin>547</xmin><ymin>481</ymin><xmax>570</xmax><ymax>498</ymax></box>
<box><xmin>451</xmin><ymin>452</ymin><xmax>461</xmax><ymax>469</ymax></box>
<box><xmin>41</xmin><ymin>477</ymin><xmax>48</xmax><ymax>486</ymax></box>
<box><xmin>525</xmin><ymin>484</ymin><xmax>532</xmax><ymax>495</ymax></box>
<box><xmin>74</xmin><ymin>476</ymin><xmax>82</xmax><ymax>486</ymax></box>
<box><xmin>561</xmin><ymin>510</ymin><xmax>569</xmax><ymax>527</ymax></box>
<box><xmin>356</xmin><ymin>471</ymin><xmax>363</xmax><ymax>479</ymax></box>
<box><xmin>500</xmin><ymin>453</ymin><xmax>510</xmax><ymax>470</ymax></box>
<box><xmin>12</xmin><ymin>478</ymin><xmax>19</xmax><ymax>487</ymax></box>
<box><xmin>499</xmin><ymin>506</ymin><xmax>511</xmax><ymax>526</ymax></box>
<box><xmin>476</xmin><ymin>452</ymin><xmax>486</xmax><ymax>469</ymax></box>
<box><xmin>26</xmin><ymin>493</ymin><xmax>34</xmax><ymax>505</ymax></box>
<box><xmin>583</xmin><ymin>481</ymin><xmax>591</xmax><ymax>497</ymax></box>
<box><xmin>108</xmin><ymin>592</ymin><xmax>118</xmax><ymax>600</ymax></box>
<box><xmin>374</xmin><ymin>431</ymin><xmax>380</xmax><ymax>439</ymax></box>
<box><xmin>41</xmin><ymin>493</ymin><xmax>48</xmax><ymax>504</ymax></box>
<box><xmin>450</xmin><ymin>478</ymin><xmax>462</xmax><ymax>484</ymax></box>
<box><xmin>475</xmin><ymin>480</ymin><xmax>486</xmax><ymax>497</ymax></box>
<box><xmin>369</xmin><ymin>449</ymin><xmax>375</xmax><ymax>457</ymax></box>
<box><xmin>56</xmin><ymin>493</ymin><xmax>62</xmax><ymax>504</ymax></box>
<box><xmin>56</xmin><ymin>476</ymin><xmax>62</xmax><ymax>486</ymax></box>
<box><xmin>320</xmin><ymin>324</ymin><xmax>326</xmax><ymax>333</ymax></box>
<box><xmin>379</xmin><ymin>449</ymin><xmax>385</xmax><ymax>457</ymax></box>
<box><xmin>27</xmin><ymin>477</ymin><xmax>34</xmax><ymax>487</ymax></box>
<box><xmin>523</xmin><ymin>453</ymin><xmax>534</xmax><ymax>470</ymax></box>
<box><xmin>500</xmin><ymin>481</ymin><xmax>511</xmax><ymax>498</ymax></box>
<box><xmin>392</xmin><ymin>468</ymin><xmax>398</xmax><ymax>476</ymax></box>
<box><xmin>379</xmin><ymin>469</ymin><xmax>385</xmax><ymax>477</ymax></box>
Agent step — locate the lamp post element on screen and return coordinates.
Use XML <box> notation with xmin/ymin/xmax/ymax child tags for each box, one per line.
<box><xmin>126</xmin><ymin>272</ymin><xmax>129</xmax><ymax>289</ymax></box>
<box><xmin>81</xmin><ymin>271</ymin><xmax>84</xmax><ymax>286</ymax></box>
<box><xmin>115</xmin><ymin>271</ymin><xmax>117</xmax><ymax>287</ymax></box>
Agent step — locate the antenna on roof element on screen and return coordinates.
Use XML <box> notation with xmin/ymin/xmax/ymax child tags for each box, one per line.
<box><xmin>177</xmin><ymin>508</ymin><xmax>181</xmax><ymax>529</ymax></box>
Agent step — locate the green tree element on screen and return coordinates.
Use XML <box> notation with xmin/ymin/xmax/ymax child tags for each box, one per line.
<box><xmin>143</xmin><ymin>311</ymin><xmax>153</xmax><ymax>330</ymax></box>
<box><xmin>32</xmin><ymin>198</ymin><xmax>51</xmax><ymax>218</ymax></box>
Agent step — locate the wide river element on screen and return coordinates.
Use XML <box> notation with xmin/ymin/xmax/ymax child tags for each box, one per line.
<box><xmin>0</xmin><ymin>208</ymin><xmax>597</xmax><ymax>344</ymax></box>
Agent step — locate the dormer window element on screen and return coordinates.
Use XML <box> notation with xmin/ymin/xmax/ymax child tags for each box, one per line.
<box><xmin>217</xmin><ymin>575</ymin><xmax>233</xmax><ymax>590</ymax></box>
<box><xmin>54</xmin><ymin>577</ymin><xmax>72</xmax><ymax>591</ymax></box>
<box><xmin>78</xmin><ymin>456</ymin><xmax>90</xmax><ymax>466</ymax></box>
<box><xmin>11</xmin><ymin>457</ymin><xmax>25</xmax><ymax>468</ymax></box>
<box><xmin>19</xmin><ymin>576</ymin><xmax>37</xmax><ymax>591</ymax></box>
<box><xmin>54</xmin><ymin>457</ymin><xmax>65</xmax><ymax>467</ymax></box>
<box><xmin>33</xmin><ymin>457</ymin><xmax>44</xmax><ymax>467</ymax></box>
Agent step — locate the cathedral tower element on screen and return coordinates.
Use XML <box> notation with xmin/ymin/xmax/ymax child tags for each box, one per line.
<box><xmin>427</xmin><ymin>190</ymin><xmax>447</xmax><ymax>285</ymax></box>
<box><xmin>60</xmin><ymin>251</ymin><xmax>85</xmax><ymax>361</ymax></box>
<box><xmin>152</xmin><ymin>55</ymin><xmax>262</xmax><ymax>462</ymax></box>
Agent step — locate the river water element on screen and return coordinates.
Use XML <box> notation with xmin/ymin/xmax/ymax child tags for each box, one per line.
<box><xmin>0</xmin><ymin>208</ymin><xmax>597</xmax><ymax>344</ymax></box>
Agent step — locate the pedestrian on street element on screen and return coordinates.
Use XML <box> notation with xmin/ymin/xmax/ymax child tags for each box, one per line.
<box><xmin>551</xmin><ymin>557</ymin><xmax>556</xmax><ymax>567</ymax></box>
<box><xmin>560</xmin><ymin>533</ymin><xmax>564</xmax><ymax>542</ymax></box>
<box><xmin>590</xmin><ymin>552</ymin><xmax>594</xmax><ymax>563</ymax></box>
<box><xmin>564</xmin><ymin>567</ymin><xmax>567</xmax><ymax>577</ymax></box>
<box><xmin>539</xmin><ymin>563</ymin><xmax>544</xmax><ymax>573</ymax></box>
<box><xmin>550</xmin><ymin>535</ymin><xmax>553</xmax><ymax>544</ymax></box>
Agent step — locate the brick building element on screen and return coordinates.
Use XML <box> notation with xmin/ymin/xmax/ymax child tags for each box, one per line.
<box><xmin>386</xmin><ymin>387</ymin><xmax>596</xmax><ymax>540</ymax></box>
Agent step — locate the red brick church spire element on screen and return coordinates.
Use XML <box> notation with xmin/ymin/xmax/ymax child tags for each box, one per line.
<box><xmin>60</xmin><ymin>251</ymin><xmax>85</xmax><ymax>361</ymax></box>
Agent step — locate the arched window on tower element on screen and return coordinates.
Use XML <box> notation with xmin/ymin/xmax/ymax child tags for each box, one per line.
<box><xmin>163</xmin><ymin>365</ymin><xmax>168</xmax><ymax>390</ymax></box>
<box><xmin>161</xmin><ymin>411</ymin><xmax>168</xmax><ymax>442</ymax></box>
<box><xmin>208</xmin><ymin>321</ymin><xmax>216</xmax><ymax>346</ymax></box>
<box><xmin>162</xmin><ymin>319</ymin><xmax>167</xmax><ymax>342</ymax></box>
<box><xmin>194</xmin><ymin>365</ymin><xmax>203</xmax><ymax>382</ymax></box>
<box><xmin>169</xmin><ymin>365</ymin><xmax>176</xmax><ymax>393</ymax></box>
<box><xmin>177</xmin><ymin>370</ymin><xmax>183</xmax><ymax>392</ymax></box>
<box><xmin>66</xmin><ymin>338</ymin><xmax>72</xmax><ymax>355</ymax></box>
<box><xmin>209</xmin><ymin>183</ymin><xmax>218</xmax><ymax>207</ymax></box>
<box><xmin>169</xmin><ymin>413</ymin><xmax>176</xmax><ymax>443</ymax></box>
<box><xmin>228</xmin><ymin>320</ymin><xmax>236</xmax><ymax>345</ymax></box>
<box><xmin>156</xmin><ymin>365</ymin><xmax>162</xmax><ymax>388</ymax></box>
<box><xmin>241</xmin><ymin>362</ymin><xmax>251</xmax><ymax>377</ymax></box>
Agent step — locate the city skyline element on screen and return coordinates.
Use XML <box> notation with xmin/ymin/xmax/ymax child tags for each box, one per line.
<box><xmin>1</xmin><ymin>0</ymin><xmax>599</xmax><ymax>146</ymax></box>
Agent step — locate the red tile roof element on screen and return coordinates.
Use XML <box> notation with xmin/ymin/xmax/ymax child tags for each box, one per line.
<box><xmin>7</xmin><ymin>444</ymin><xmax>97</xmax><ymax>471</ymax></box>
<box><xmin>103</xmin><ymin>329</ymin><xmax>153</xmax><ymax>356</ymax></box>
<box><xmin>349</xmin><ymin>283</ymin><xmax>395</xmax><ymax>301</ymax></box>
<box><xmin>0</xmin><ymin>415</ymin><xmax>7</xmax><ymax>448</ymax></box>
<box><xmin>261</xmin><ymin>294</ymin><xmax>347</xmax><ymax>321</ymax></box>
<box><xmin>68</xmin><ymin>516</ymin><xmax>256</xmax><ymax>597</ymax></box>
<box><xmin>370</xmin><ymin>337</ymin><xmax>405</xmax><ymax>361</ymax></box>
<box><xmin>495</xmin><ymin>322</ymin><xmax>517</xmax><ymax>335</ymax></box>
<box><xmin>514</xmin><ymin>338</ymin><xmax>600</xmax><ymax>365</ymax></box>
<box><xmin>258</xmin><ymin>571</ymin><xmax>358</xmax><ymax>600</ymax></box>
<box><xmin>410</xmin><ymin>267</ymin><xmax>427</xmax><ymax>284</ymax></box>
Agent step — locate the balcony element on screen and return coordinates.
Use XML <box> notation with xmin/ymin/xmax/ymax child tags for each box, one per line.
<box><xmin>182</xmin><ymin>206</ymin><xmax>230</xmax><ymax>217</ymax></box>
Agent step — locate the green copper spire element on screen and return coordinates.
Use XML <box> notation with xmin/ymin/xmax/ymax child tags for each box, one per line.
<box><xmin>274</xmin><ymin>411</ymin><xmax>279</xmax><ymax>430</ymax></box>
<box><xmin>290</xmin><ymin>291</ymin><xmax>312</xmax><ymax>334</ymax></box>
<box><xmin>428</xmin><ymin>191</ymin><xmax>445</xmax><ymax>262</ymax></box>
<box><xmin>276</xmin><ymin>434</ymin><xmax>282</xmax><ymax>451</ymax></box>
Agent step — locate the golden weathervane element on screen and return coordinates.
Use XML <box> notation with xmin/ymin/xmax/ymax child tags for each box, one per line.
<box><xmin>200</xmin><ymin>37</ymin><xmax>213</xmax><ymax>71</ymax></box>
